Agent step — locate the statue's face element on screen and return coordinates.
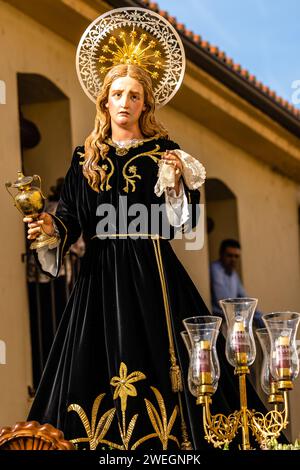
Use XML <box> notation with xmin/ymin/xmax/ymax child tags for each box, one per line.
<box><xmin>106</xmin><ymin>75</ymin><xmax>146</xmax><ymax>130</ymax></box>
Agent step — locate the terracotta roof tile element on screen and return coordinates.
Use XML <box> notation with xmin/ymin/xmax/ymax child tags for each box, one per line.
<box><xmin>201</xmin><ymin>40</ymin><xmax>210</xmax><ymax>50</ymax></box>
<box><xmin>176</xmin><ymin>23</ymin><xmax>186</xmax><ymax>33</ymax></box>
<box><xmin>139</xmin><ymin>0</ymin><xmax>300</xmax><ymax>119</ymax></box>
<box><xmin>148</xmin><ymin>2</ymin><xmax>159</xmax><ymax>12</ymax></box>
<box><xmin>192</xmin><ymin>34</ymin><xmax>202</xmax><ymax>44</ymax></box>
<box><xmin>185</xmin><ymin>29</ymin><xmax>194</xmax><ymax>40</ymax></box>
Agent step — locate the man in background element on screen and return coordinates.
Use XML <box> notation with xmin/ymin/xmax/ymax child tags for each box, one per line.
<box><xmin>210</xmin><ymin>239</ymin><xmax>263</xmax><ymax>327</ymax></box>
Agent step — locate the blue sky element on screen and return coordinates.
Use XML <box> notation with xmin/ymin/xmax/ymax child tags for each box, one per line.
<box><xmin>157</xmin><ymin>0</ymin><xmax>299</xmax><ymax>104</ymax></box>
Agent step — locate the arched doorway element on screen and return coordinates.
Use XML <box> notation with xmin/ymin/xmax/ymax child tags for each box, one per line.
<box><xmin>17</xmin><ymin>73</ymin><xmax>73</xmax><ymax>391</ymax></box>
<box><xmin>18</xmin><ymin>73</ymin><xmax>72</xmax><ymax>193</ymax></box>
<box><xmin>205</xmin><ymin>179</ymin><xmax>263</xmax><ymax>395</ymax></box>
<box><xmin>205</xmin><ymin>178</ymin><xmax>241</xmax><ymax>276</ymax></box>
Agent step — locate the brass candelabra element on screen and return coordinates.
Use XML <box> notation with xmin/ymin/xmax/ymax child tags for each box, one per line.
<box><xmin>182</xmin><ymin>299</ymin><xmax>300</xmax><ymax>450</ymax></box>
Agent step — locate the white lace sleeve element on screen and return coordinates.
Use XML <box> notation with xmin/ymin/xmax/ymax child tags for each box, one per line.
<box><xmin>154</xmin><ymin>149</ymin><xmax>206</xmax><ymax>197</ymax></box>
<box><xmin>36</xmin><ymin>220</ymin><xmax>61</xmax><ymax>277</ymax></box>
<box><xmin>165</xmin><ymin>181</ymin><xmax>189</xmax><ymax>227</ymax></box>
<box><xmin>173</xmin><ymin>149</ymin><xmax>206</xmax><ymax>190</ymax></box>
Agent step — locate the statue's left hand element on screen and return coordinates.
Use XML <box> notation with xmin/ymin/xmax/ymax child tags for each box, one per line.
<box><xmin>162</xmin><ymin>150</ymin><xmax>183</xmax><ymax>193</ymax></box>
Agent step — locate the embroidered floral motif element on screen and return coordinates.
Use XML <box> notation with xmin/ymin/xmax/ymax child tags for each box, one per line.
<box><xmin>99</xmin><ymin>157</ymin><xmax>114</xmax><ymax>191</ymax></box>
<box><xmin>128</xmin><ymin>165</ymin><xmax>137</xmax><ymax>174</ymax></box>
<box><xmin>110</xmin><ymin>362</ymin><xmax>146</xmax><ymax>449</ymax></box>
<box><xmin>123</xmin><ymin>165</ymin><xmax>142</xmax><ymax>193</ymax></box>
<box><xmin>79</xmin><ymin>143</ymin><xmax>168</xmax><ymax>193</ymax></box>
<box><xmin>110</xmin><ymin>362</ymin><xmax>146</xmax><ymax>413</ymax></box>
<box><xmin>67</xmin><ymin>362</ymin><xmax>180</xmax><ymax>450</ymax></box>
<box><xmin>122</xmin><ymin>145</ymin><xmax>164</xmax><ymax>193</ymax></box>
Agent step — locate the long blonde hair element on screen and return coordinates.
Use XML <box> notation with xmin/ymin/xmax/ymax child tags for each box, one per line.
<box><xmin>82</xmin><ymin>64</ymin><xmax>168</xmax><ymax>192</ymax></box>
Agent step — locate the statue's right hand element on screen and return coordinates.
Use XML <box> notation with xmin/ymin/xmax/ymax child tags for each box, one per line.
<box><xmin>23</xmin><ymin>212</ymin><xmax>55</xmax><ymax>240</ymax></box>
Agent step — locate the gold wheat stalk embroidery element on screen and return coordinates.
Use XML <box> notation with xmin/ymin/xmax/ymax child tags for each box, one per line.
<box><xmin>117</xmin><ymin>412</ymin><xmax>139</xmax><ymax>450</ymax></box>
<box><xmin>132</xmin><ymin>386</ymin><xmax>179</xmax><ymax>450</ymax></box>
<box><xmin>67</xmin><ymin>393</ymin><xmax>116</xmax><ymax>450</ymax></box>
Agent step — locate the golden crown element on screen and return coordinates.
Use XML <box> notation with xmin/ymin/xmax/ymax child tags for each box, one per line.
<box><xmin>98</xmin><ymin>30</ymin><xmax>164</xmax><ymax>80</ymax></box>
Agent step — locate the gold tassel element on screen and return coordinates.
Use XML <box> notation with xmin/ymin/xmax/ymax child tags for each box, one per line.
<box><xmin>177</xmin><ymin>390</ymin><xmax>193</xmax><ymax>450</ymax></box>
<box><xmin>170</xmin><ymin>364</ymin><xmax>183</xmax><ymax>393</ymax></box>
<box><xmin>180</xmin><ymin>418</ymin><xmax>193</xmax><ymax>450</ymax></box>
<box><xmin>181</xmin><ymin>437</ymin><xmax>193</xmax><ymax>450</ymax></box>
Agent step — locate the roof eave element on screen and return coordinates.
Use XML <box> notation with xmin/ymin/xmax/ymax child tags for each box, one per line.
<box><xmin>107</xmin><ymin>0</ymin><xmax>300</xmax><ymax>138</ymax></box>
<box><xmin>184</xmin><ymin>36</ymin><xmax>300</xmax><ymax>139</ymax></box>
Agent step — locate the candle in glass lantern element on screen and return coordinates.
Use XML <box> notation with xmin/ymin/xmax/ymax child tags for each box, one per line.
<box><xmin>199</xmin><ymin>340</ymin><xmax>211</xmax><ymax>372</ymax></box>
<box><xmin>231</xmin><ymin>321</ymin><xmax>249</xmax><ymax>365</ymax></box>
<box><xmin>192</xmin><ymin>339</ymin><xmax>213</xmax><ymax>387</ymax></box>
<box><xmin>199</xmin><ymin>340</ymin><xmax>212</xmax><ymax>385</ymax></box>
<box><xmin>275</xmin><ymin>335</ymin><xmax>291</xmax><ymax>380</ymax></box>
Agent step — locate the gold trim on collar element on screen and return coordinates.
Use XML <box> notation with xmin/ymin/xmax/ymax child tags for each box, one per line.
<box><xmin>106</xmin><ymin>134</ymin><xmax>161</xmax><ymax>156</ymax></box>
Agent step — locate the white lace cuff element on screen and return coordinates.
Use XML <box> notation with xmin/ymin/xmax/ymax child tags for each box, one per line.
<box><xmin>154</xmin><ymin>149</ymin><xmax>206</xmax><ymax>198</ymax></box>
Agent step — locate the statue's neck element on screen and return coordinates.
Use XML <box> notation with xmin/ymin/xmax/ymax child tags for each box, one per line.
<box><xmin>111</xmin><ymin>123</ymin><xmax>143</xmax><ymax>142</ymax></box>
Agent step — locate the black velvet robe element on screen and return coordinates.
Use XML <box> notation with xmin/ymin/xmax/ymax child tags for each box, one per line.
<box><xmin>28</xmin><ymin>136</ymin><xmax>264</xmax><ymax>450</ymax></box>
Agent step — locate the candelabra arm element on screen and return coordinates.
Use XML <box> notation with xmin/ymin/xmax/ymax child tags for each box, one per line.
<box><xmin>201</xmin><ymin>395</ymin><xmax>240</xmax><ymax>448</ymax></box>
<box><xmin>283</xmin><ymin>391</ymin><xmax>289</xmax><ymax>424</ymax></box>
<box><xmin>203</xmin><ymin>395</ymin><xmax>212</xmax><ymax>427</ymax></box>
<box><xmin>250</xmin><ymin>390</ymin><xmax>289</xmax><ymax>447</ymax></box>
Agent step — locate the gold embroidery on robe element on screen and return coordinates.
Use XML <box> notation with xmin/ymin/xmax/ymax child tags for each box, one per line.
<box><xmin>99</xmin><ymin>157</ymin><xmax>114</xmax><ymax>191</ymax></box>
<box><xmin>122</xmin><ymin>145</ymin><xmax>165</xmax><ymax>193</ymax></box>
<box><xmin>110</xmin><ymin>362</ymin><xmax>146</xmax><ymax>449</ymax></box>
<box><xmin>132</xmin><ymin>386</ymin><xmax>179</xmax><ymax>450</ymax></box>
<box><xmin>67</xmin><ymin>362</ymin><xmax>180</xmax><ymax>450</ymax></box>
<box><xmin>105</xmin><ymin>135</ymin><xmax>160</xmax><ymax>155</ymax></box>
<box><xmin>67</xmin><ymin>394</ymin><xmax>116</xmax><ymax>450</ymax></box>
<box><xmin>79</xmin><ymin>143</ymin><xmax>169</xmax><ymax>193</ymax></box>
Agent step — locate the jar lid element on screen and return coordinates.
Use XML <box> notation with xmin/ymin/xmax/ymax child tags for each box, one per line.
<box><xmin>12</xmin><ymin>171</ymin><xmax>33</xmax><ymax>188</ymax></box>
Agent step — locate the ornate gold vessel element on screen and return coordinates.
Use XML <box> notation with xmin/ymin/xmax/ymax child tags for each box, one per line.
<box><xmin>5</xmin><ymin>171</ymin><xmax>57</xmax><ymax>250</ymax></box>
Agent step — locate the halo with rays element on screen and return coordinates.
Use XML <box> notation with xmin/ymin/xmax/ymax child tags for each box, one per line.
<box><xmin>76</xmin><ymin>7</ymin><xmax>185</xmax><ymax>108</ymax></box>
